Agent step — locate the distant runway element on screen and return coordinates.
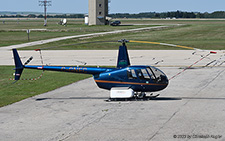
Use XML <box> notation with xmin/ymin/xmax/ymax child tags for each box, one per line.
<box><xmin>0</xmin><ymin>67</ymin><xmax>225</xmax><ymax>141</ymax></box>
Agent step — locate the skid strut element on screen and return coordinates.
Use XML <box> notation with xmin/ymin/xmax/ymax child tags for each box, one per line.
<box><xmin>106</xmin><ymin>93</ymin><xmax>160</xmax><ymax>102</ymax></box>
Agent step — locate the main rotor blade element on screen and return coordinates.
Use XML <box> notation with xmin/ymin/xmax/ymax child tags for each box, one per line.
<box><xmin>36</xmin><ymin>40</ymin><xmax>117</xmax><ymax>50</ymax></box>
<box><xmin>130</xmin><ymin>40</ymin><xmax>195</xmax><ymax>50</ymax></box>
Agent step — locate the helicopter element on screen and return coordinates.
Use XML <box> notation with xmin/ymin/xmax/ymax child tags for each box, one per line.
<box><xmin>12</xmin><ymin>39</ymin><xmax>169</xmax><ymax>100</ymax></box>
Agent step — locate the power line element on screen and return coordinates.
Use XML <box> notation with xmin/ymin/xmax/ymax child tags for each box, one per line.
<box><xmin>39</xmin><ymin>0</ymin><xmax>52</xmax><ymax>26</ymax></box>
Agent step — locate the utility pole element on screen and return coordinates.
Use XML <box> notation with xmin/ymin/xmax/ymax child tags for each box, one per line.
<box><xmin>39</xmin><ymin>0</ymin><xmax>52</xmax><ymax>26</ymax></box>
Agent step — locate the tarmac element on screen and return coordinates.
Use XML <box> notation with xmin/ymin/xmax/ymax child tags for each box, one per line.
<box><xmin>1</xmin><ymin>50</ymin><xmax>225</xmax><ymax>141</ymax></box>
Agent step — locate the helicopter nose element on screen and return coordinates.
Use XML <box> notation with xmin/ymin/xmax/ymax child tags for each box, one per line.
<box><xmin>165</xmin><ymin>77</ymin><xmax>169</xmax><ymax>86</ymax></box>
<box><xmin>166</xmin><ymin>76</ymin><xmax>169</xmax><ymax>84</ymax></box>
<box><xmin>161</xmin><ymin>75</ymin><xmax>169</xmax><ymax>84</ymax></box>
<box><xmin>161</xmin><ymin>75</ymin><xmax>169</xmax><ymax>89</ymax></box>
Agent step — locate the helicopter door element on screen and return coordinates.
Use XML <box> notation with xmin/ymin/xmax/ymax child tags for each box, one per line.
<box><xmin>146</xmin><ymin>67</ymin><xmax>156</xmax><ymax>82</ymax></box>
<box><xmin>135</xmin><ymin>69</ymin><xmax>151</xmax><ymax>81</ymax></box>
<box><xmin>127</xmin><ymin>69</ymin><xmax>137</xmax><ymax>79</ymax></box>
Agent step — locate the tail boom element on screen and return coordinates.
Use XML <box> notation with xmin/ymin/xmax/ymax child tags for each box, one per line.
<box><xmin>24</xmin><ymin>65</ymin><xmax>108</xmax><ymax>75</ymax></box>
<box><xmin>12</xmin><ymin>49</ymin><xmax>112</xmax><ymax>80</ymax></box>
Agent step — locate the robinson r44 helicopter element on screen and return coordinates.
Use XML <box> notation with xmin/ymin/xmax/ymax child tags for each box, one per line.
<box><xmin>12</xmin><ymin>39</ymin><xmax>169</xmax><ymax>100</ymax></box>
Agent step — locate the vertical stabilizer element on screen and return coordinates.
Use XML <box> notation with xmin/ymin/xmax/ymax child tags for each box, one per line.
<box><xmin>117</xmin><ymin>40</ymin><xmax>130</xmax><ymax>68</ymax></box>
<box><xmin>12</xmin><ymin>49</ymin><xmax>24</xmax><ymax>80</ymax></box>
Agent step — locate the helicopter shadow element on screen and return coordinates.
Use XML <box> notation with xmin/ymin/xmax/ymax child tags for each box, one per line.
<box><xmin>150</xmin><ymin>96</ymin><xmax>225</xmax><ymax>101</ymax></box>
<box><xmin>35</xmin><ymin>96</ymin><xmax>225</xmax><ymax>102</ymax></box>
<box><xmin>181</xmin><ymin>97</ymin><xmax>225</xmax><ymax>100</ymax></box>
<box><xmin>35</xmin><ymin>97</ymin><xmax>108</xmax><ymax>101</ymax></box>
<box><xmin>35</xmin><ymin>96</ymin><xmax>182</xmax><ymax>102</ymax></box>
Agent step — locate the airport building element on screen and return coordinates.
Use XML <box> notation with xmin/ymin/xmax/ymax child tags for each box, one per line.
<box><xmin>88</xmin><ymin>0</ymin><xmax>108</xmax><ymax>25</ymax></box>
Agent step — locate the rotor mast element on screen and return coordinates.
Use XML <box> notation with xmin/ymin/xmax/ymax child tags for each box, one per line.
<box><xmin>118</xmin><ymin>39</ymin><xmax>129</xmax><ymax>46</ymax></box>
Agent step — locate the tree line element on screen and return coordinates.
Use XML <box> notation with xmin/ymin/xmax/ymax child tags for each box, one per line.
<box><xmin>0</xmin><ymin>14</ymin><xmax>84</xmax><ymax>18</ymax></box>
<box><xmin>109</xmin><ymin>11</ymin><xmax>225</xmax><ymax>19</ymax></box>
<box><xmin>1</xmin><ymin>11</ymin><xmax>225</xmax><ymax>19</ymax></box>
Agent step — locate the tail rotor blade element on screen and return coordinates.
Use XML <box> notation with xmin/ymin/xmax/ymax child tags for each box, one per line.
<box><xmin>24</xmin><ymin>56</ymin><xmax>33</xmax><ymax>65</ymax></box>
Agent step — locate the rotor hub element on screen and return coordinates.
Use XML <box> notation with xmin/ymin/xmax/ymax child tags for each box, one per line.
<box><xmin>118</xmin><ymin>39</ymin><xmax>129</xmax><ymax>46</ymax></box>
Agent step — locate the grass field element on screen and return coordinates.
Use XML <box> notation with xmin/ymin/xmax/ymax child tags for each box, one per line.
<box><xmin>13</xmin><ymin>19</ymin><xmax>225</xmax><ymax>50</ymax></box>
<box><xmin>0</xmin><ymin>18</ymin><xmax>156</xmax><ymax>47</ymax></box>
<box><xmin>0</xmin><ymin>66</ymin><xmax>91</xmax><ymax>107</ymax></box>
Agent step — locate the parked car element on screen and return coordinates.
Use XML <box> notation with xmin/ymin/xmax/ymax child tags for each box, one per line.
<box><xmin>110</xmin><ymin>20</ymin><xmax>121</xmax><ymax>26</ymax></box>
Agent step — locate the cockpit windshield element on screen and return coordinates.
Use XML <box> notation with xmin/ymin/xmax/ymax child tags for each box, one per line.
<box><xmin>127</xmin><ymin>67</ymin><xmax>168</xmax><ymax>84</ymax></box>
<box><xmin>147</xmin><ymin>67</ymin><xmax>167</xmax><ymax>83</ymax></box>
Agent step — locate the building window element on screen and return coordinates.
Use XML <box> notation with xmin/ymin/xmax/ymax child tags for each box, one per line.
<box><xmin>99</xmin><ymin>12</ymin><xmax>102</xmax><ymax>15</ymax></box>
<box><xmin>99</xmin><ymin>4</ymin><xmax>102</xmax><ymax>7</ymax></box>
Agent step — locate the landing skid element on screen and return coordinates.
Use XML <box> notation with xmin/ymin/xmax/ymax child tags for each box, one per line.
<box><xmin>149</xmin><ymin>93</ymin><xmax>160</xmax><ymax>99</ymax></box>
<box><xmin>106</xmin><ymin>93</ymin><xmax>160</xmax><ymax>102</ymax></box>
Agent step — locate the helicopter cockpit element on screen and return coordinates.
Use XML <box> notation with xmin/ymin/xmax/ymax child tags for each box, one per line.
<box><xmin>127</xmin><ymin>66</ymin><xmax>168</xmax><ymax>84</ymax></box>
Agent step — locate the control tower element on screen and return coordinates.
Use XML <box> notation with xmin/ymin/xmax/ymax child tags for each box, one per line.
<box><xmin>89</xmin><ymin>0</ymin><xmax>108</xmax><ymax>25</ymax></box>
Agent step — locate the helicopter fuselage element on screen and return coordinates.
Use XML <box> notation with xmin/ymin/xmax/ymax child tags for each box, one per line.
<box><xmin>94</xmin><ymin>65</ymin><xmax>168</xmax><ymax>92</ymax></box>
<box><xmin>24</xmin><ymin>65</ymin><xmax>168</xmax><ymax>92</ymax></box>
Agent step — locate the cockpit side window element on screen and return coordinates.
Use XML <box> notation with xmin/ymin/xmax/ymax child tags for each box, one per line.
<box><xmin>147</xmin><ymin>67</ymin><xmax>156</xmax><ymax>81</ymax></box>
<box><xmin>141</xmin><ymin>69</ymin><xmax>150</xmax><ymax>80</ymax></box>
<box><xmin>127</xmin><ymin>69</ymin><xmax>137</xmax><ymax>79</ymax></box>
<box><xmin>136</xmin><ymin>69</ymin><xmax>145</xmax><ymax>80</ymax></box>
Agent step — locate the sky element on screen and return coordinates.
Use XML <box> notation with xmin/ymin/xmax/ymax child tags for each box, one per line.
<box><xmin>0</xmin><ymin>0</ymin><xmax>225</xmax><ymax>14</ymax></box>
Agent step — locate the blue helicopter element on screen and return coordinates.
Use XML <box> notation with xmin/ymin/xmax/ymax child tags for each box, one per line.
<box><xmin>13</xmin><ymin>39</ymin><xmax>169</xmax><ymax>100</ymax></box>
